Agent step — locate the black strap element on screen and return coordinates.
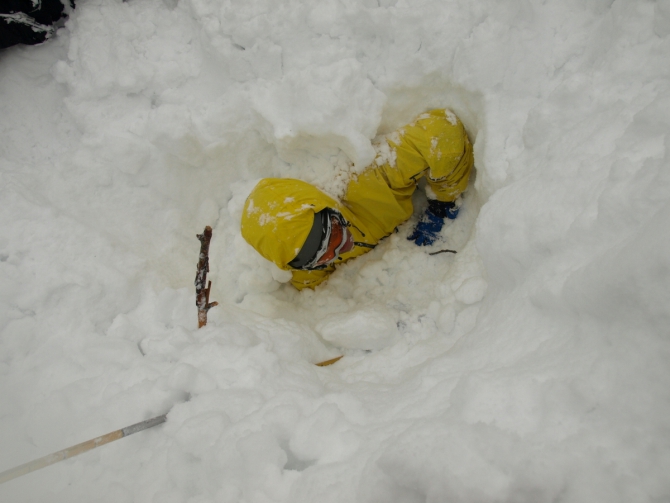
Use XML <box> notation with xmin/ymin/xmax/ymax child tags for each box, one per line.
<box><xmin>288</xmin><ymin>210</ymin><xmax>327</xmax><ymax>269</ymax></box>
<box><xmin>354</xmin><ymin>242</ymin><xmax>376</xmax><ymax>249</ymax></box>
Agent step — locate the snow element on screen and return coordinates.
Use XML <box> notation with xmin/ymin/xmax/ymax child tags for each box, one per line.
<box><xmin>316</xmin><ymin>308</ymin><xmax>400</xmax><ymax>350</ymax></box>
<box><xmin>1</xmin><ymin>0</ymin><xmax>669</xmax><ymax>501</ymax></box>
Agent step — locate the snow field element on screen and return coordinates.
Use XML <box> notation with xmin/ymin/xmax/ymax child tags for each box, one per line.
<box><xmin>0</xmin><ymin>0</ymin><xmax>669</xmax><ymax>502</ymax></box>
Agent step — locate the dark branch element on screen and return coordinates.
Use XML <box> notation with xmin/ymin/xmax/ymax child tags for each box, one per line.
<box><xmin>195</xmin><ymin>226</ymin><xmax>217</xmax><ymax>328</ymax></box>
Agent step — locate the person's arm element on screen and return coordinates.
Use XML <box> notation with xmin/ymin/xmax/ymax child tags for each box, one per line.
<box><xmin>387</xmin><ymin>109</ymin><xmax>473</xmax><ymax>202</ymax></box>
<box><xmin>386</xmin><ymin>109</ymin><xmax>474</xmax><ymax>245</ymax></box>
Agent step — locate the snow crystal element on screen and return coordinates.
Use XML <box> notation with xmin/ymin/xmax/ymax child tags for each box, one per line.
<box><xmin>445</xmin><ymin>109</ymin><xmax>458</xmax><ymax>126</ymax></box>
<box><xmin>258</xmin><ymin>213</ymin><xmax>276</xmax><ymax>226</ymax></box>
<box><xmin>372</xmin><ymin>132</ymin><xmax>399</xmax><ymax>168</ymax></box>
<box><xmin>246</xmin><ymin>199</ymin><xmax>258</xmax><ymax>214</ymax></box>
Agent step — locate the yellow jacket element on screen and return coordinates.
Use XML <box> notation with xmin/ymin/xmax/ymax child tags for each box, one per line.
<box><xmin>241</xmin><ymin>109</ymin><xmax>473</xmax><ymax>290</ymax></box>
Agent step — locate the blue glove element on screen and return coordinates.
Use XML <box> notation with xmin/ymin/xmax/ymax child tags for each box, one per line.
<box><xmin>407</xmin><ymin>200</ymin><xmax>459</xmax><ymax>246</ymax></box>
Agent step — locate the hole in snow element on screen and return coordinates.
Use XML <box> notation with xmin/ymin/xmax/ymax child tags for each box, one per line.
<box><xmin>209</xmin><ymin>82</ymin><xmax>487</xmax><ymax>366</ymax></box>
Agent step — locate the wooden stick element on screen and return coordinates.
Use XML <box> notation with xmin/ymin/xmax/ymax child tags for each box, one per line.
<box><xmin>195</xmin><ymin>226</ymin><xmax>218</xmax><ymax>328</ymax></box>
<box><xmin>0</xmin><ymin>414</ymin><xmax>167</xmax><ymax>485</ymax></box>
<box><xmin>315</xmin><ymin>355</ymin><xmax>343</xmax><ymax>367</ymax></box>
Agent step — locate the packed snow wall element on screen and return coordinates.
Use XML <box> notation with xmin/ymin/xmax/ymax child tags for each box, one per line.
<box><xmin>1</xmin><ymin>0</ymin><xmax>669</xmax><ymax>502</ymax></box>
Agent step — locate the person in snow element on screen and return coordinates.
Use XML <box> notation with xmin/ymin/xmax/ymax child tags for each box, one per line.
<box><xmin>241</xmin><ymin>109</ymin><xmax>474</xmax><ymax>291</ymax></box>
<box><xmin>1</xmin><ymin>0</ymin><xmax>74</xmax><ymax>50</ymax></box>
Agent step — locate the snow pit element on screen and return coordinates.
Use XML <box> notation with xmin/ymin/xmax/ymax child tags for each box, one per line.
<box><xmin>1</xmin><ymin>0</ymin><xmax>670</xmax><ymax>502</ymax></box>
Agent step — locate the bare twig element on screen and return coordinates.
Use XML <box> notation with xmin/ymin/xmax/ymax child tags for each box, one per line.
<box><xmin>195</xmin><ymin>226</ymin><xmax>218</xmax><ymax>328</ymax></box>
<box><xmin>428</xmin><ymin>249</ymin><xmax>457</xmax><ymax>256</ymax></box>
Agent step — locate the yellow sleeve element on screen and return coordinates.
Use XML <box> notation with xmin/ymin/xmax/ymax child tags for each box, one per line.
<box><xmin>383</xmin><ymin>109</ymin><xmax>474</xmax><ymax>203</ymax></box>
<box><xmin>290</xmin><ymin>267</ymin><xmax>333</xmax><ymax>290</ymax></box>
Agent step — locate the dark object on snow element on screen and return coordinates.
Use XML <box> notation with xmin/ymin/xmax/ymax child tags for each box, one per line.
<box><xmin>427</xmin><ymin>199</ymin><xmax>460</xmax><ymax>220</ymax></box>
<box><xmin>428</xmin><ymin>249</ymin><xmax>457</xmax><ymax>256</ymax></box>
<box><xmin>1</xmin><ymin>0</ymin><xmax>75</xmax><ymax>49</ymax></box>
<box><xmin>195</xmin><ymin>226</ymin><xmax>218</xmax><ymax>328</ymax></box>
<box><xmin>0</xmin><ymin>413</ymin><xmax>167</xmax><ymax>485</ymax></box>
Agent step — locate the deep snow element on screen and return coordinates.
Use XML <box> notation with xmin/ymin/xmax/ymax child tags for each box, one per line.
<box><xmin>1</xmin><ymin>0</ymin><xmax>670</xmax><ymax>501</ymax></box>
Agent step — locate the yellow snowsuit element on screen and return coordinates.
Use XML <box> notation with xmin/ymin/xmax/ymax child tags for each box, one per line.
<box><xmin>241</xmin><ymin>109</ymin><xmax>473</xmax><ymax>290</ymax></box>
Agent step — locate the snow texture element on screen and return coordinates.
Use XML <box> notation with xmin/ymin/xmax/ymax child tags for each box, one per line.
<box><xmin>1</xmin><ymin>0</ymin><xmax>669</xmax><ymax>501</ymax></box>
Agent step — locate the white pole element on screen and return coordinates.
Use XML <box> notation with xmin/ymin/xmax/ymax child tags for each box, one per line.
<box><xmin>0</xmin><ymin>414</ymin><xmax>167</xmax><ymax>485</ymax></box>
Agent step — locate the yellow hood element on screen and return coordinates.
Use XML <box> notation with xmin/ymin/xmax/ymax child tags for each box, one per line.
<box><xmin>241</xmin><ymin>178</ymin><xmax>342</xmax><ymax>269</ymax></box>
